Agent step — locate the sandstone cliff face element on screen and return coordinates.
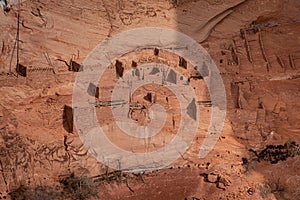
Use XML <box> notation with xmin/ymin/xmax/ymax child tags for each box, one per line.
<box><xmin>0</xmin><ymin>0</ymin><xmax>299</xmax><ymax>199</ymax></box>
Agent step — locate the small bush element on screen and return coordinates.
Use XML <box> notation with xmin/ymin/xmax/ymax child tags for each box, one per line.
<box><xmin>9</xmin><ymin>185</ymin><xmax>62</xmax><ymax>200</ymax></box>
<box><xmin>258</xmin><ymin>183</ymin><xmax>272</xmax><ymax>198</ymax></box>
<box><xmin>60</xmin><ymin>172</ymin><xmax>98</xmax><ymax>200</ymax></box>
<box><xmin>9</xmin><ymin>173</ymin><xmax>98</xmax><ymax>200</ymax></box>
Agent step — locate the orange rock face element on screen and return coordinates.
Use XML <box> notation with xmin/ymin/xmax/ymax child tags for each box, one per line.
<box><xmin>0</xmin><ymin>0</ymin><xmax>299</xmax><ymax>199</ymax></box>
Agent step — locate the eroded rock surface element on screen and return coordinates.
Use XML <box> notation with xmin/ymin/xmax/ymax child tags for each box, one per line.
<box><xmin>0</xmin><ymin>0</ymin><xmax>299</xmax><ymax>199</ymax></box>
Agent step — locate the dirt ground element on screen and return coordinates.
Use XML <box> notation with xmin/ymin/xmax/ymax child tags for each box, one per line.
<box><xmin>0</xmin><ymin>0</ymin><xmax>299</xmax><ymax>199</ymax></box>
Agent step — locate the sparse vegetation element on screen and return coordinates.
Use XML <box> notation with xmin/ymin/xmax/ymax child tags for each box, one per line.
<box><xmin>60</xmin><ymin>172</ymin><xmax>98</xmax><ymax>200</ymax></box>
<box><xmin>9</xmin><ymin>173</ymin><xmax>98</xmax><ymax>200</ymax></box>
<box><xmin>9</xmin><ymin>185</ymin><xmax>62</xmax><ymax>200</ymax></box>
<box><xmin>258</xmin><ymin>183</ymin><xmax>272</xmax><ymax>198</ymax></box>
<box><xmin>270</xmin><ymin>178</ymin><xmax>285</xmax><ymax>198</ymax></box>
